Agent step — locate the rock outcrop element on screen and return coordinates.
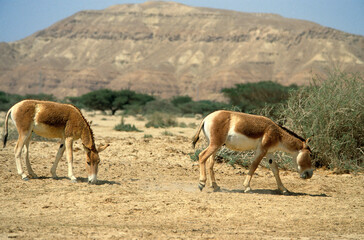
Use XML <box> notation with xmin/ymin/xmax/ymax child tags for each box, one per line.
<box><xmin>1</xmin><ymin>1</ymin><xmax>363</xmax><ymax>100</ymax></box>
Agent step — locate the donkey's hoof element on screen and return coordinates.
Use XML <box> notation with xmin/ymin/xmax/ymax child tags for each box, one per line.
<box><xmin>22</xmin><ymin>177</ymin><xmax>30</xmax><ymax>181</ymax></box>
<box><xmin>198</xmin><ymin>183</ymin><xmax>205</xmax><ymax>191</ymax></box>
<box><xmin>211</xmin><ymin>183</ymin><xmax>221</xmax><ymax>192</ymax></box>
<box><xmin>213</xmin><ymin>186</ymin><xmax>221</xmax><ymax>192</ymax></box>
<box><xmin>244</xmin><ymin>187</ymin><xmax>252</xmax><ymax>193</ymax></box>
<box><xmin>70</xmin><ymin>177</ymin><xmax>77</xmax><ymax>183</ymax></box>
<box><xmin>281</xmin><ymin>190</ymin><xmax>290</xmax><ymax>196</ymax></box>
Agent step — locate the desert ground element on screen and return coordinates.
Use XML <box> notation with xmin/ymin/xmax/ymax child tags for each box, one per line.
<box><xmin>0</xmin><ymin>111</ymin><xmax>363</xmax><ymax>239</ymax></box>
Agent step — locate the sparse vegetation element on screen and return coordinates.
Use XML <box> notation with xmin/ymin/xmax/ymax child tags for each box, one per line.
<box><xmin>0</xmin><ymin>91</ymin><xmax>56</xmax><ymax>111</ymax></box>
<box><xmin>161</xmin><ymin>130</ymin><xmax>174</xmax><ymax>136</ymax></box>
<box><xmin>68</xmin><ymin>89</ymin><xmax>155</xmax><ymax>115</ymax></box>
<box><xmin>145</xmin><ymin>112</ymin><xmax>178</xmax><ymax>128</ymax></box>
<box><xmin>177</xmin><ymin>100</ymin><xmax>229</xmax><ymax>116</ymax></box>
<box><xmin>114</xmin><ymin>116</ymin><xmax>142</xmax><ymax>132</ymax></box>
<box><xmin>188</xmin><ymin>148</ymin><xmax>203</xmax><ymax>162</ymax></box>
<box><xmin>143</xmin><ymin>99</ymin><xmax>180</xmax><ymax>115</ymax></box>
<box><xmin>1</xmin><ymin>70</ymin><xmax>362</xmax><ymax>173</ymax></box>
<box><xmin>222</xmin><ymin>81</ymin><xmax>298</xmax><ymax>113</ymax></box>
<box><xmin>179</xmin><ymin>122</ymin><xmax>188</xmax><ymax>128</ymax></box>
<box><xmin>143</xmin><ymin>134</ymin><xmax>153</xmax><ymax>138</ymax></box>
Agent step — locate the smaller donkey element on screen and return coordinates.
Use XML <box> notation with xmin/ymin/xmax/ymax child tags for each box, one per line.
<box><xmin>192</xmin><ymin>110</ymin><xmax>313</xmax><ymax>194</ymax></box>
<box><xmin>3</xmin><ymin>100</ymin><xmax>109</xmax><ymax>184</ymax></box>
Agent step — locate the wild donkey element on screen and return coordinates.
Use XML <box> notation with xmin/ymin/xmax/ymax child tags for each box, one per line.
<box><xmin>3</xmin><ymin>100</ymin><xmax>109</xmax><ymax>184</ymax></box>
<box><xmin>192</xmin><ymin>110</ymin><xmax>313</xmax><ymax>194</ymax></box>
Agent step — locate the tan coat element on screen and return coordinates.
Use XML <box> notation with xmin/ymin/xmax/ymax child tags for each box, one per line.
<box><xmin>3</xmin><ymin>100</ymin><xmax>108</xmax><ymax>183</ymax></box>
<box><xmin>192</xmin><ymin>110</ymin><xmax>312</xmax><ymax>194</ymax></box>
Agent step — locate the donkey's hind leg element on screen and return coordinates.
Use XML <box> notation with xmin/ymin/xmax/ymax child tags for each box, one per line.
<box><xmin>207</xmin><ymin>153</ymin><xmax>220</xmax><ymax>192</ymax></box>
<box><xmin>14</xmin><ymin>132</ymin><xmax>31</xmax><ymax>180</ymax></box>
<box><xmin>198</xmin><ymin>145</ymin><xmax>220</xmax><ymax>191</ymax></box>
<box><xmin>24</xmin><ymin>135</ymin><xmax>38</xmax><ymax>178</ymax></box>
<box><xmin>51</xmin><ymin>140</ymin><xmax>65</xmax><ymax>179</ymax></box>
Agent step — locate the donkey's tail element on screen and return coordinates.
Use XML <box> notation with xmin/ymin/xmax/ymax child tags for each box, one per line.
<box><xmin>192</xmin><ymin>118</ymin><xmax>205</xmax><ymax>149</ymax></box>
<box><xmin>3</xmin><ymin>107</ymin><xmax>12</xmax><ymax>148</ymax></box>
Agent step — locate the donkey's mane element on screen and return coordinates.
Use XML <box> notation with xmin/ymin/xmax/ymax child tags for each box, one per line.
<box><xmin>278</xmin><ymin>125</ymin><xmax>305</xmax><ymax>142</ymax></box>
<box><xmin>69</xmin><ymin>104</ymin><xmax>95</xmax><ymax>144</ymax></box>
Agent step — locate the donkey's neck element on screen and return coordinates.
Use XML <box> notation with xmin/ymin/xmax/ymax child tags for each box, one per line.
<box><xmin>80</xmin><ymin>123</ymin><xmax>95</xmax><ymax>150</ymax></box>
<box><xmin>280</xmin><ymin>130</ymin><xmax>305</xmax><ymax>154</ymax></box>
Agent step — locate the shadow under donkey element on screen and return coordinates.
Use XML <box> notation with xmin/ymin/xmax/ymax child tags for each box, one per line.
<box><xmin>33</xmin><ymin>176</ymin><xmax>121</xmax><ymax>185</ymax></box>
<box><xmin>216</xmin><ymin>187</ymin><xmax>329</xmax><ymax>197</ymax></box>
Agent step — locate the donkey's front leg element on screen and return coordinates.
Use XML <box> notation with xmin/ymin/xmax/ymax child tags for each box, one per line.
<box><xmin>65</xmin><ymin>138</ymin><xmax>77</xmax><ymax>183</ymax></box>
<box><xmin>51</xmin><ymin>141</ymin><xmax>66</xmax><ymax>179</ymax></box>
<box><xmin>243</xmin><ymin>147</ymin><xmax>267</xmax><ymax>193</ymax></box>
<box><xmin>267</xmin><ymin>154</ymin><xmax>289</xmax><ymax>194</ymax></box>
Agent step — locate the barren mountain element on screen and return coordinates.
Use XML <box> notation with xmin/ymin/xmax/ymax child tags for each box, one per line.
<box><xmin>1</xmin><ymin>1</ymin><xmax>363</xmax><ymax>100</ymax></box>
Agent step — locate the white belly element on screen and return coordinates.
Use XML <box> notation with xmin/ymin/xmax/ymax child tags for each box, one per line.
<box><xmin>225</xmin><ymin>130</ymin><xmax>260</xmax><ymax>151</ymax></box>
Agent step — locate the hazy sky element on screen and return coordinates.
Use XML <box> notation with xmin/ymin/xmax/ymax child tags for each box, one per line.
<box><xmin>0</xmin><ymin>0</ymin><xmax>363</xmax><ymax>42</ymax></box>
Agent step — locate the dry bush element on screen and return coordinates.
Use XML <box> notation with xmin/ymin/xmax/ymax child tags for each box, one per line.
<box><xmin>279</xmin><ymin>70</ymin><xmax>363</xmax><ymax>171</ymax></box>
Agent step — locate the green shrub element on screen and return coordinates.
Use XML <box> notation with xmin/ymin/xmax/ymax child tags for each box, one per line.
<box><xmin>74</xmin><ymin>89</ymin><xmax>155</xmax><ymax>115</ymax></box>
<box><xmin>143</xmin><ymin>100</ymin><xmax>180</xmax><ymax>115</ymax></box>
<box><xmin>114</xmin><ymin>116</ymin><xmax>142</xmax><ymax>132</ymax></box>
<box><xmin>145</xmin><ymin>112</ymin><xmax>178</xmax><ymax>128</ymax></box>
<box><xmin>190</xmin><ymin>144</ymin><xmax>252</xmax><ymax>166</ymax></box>
<box><xmin>216</xmin><ymin>147</ymin><xmax>253</xmax><ymax>168</ymax></box>
<box><xmin>171</xmin><ymin>95</ymin><xmax>193</xmax><ymax>107</ymax></box>
<box><xmin>188</xmin><ymin>122</ymin><xmax>198</xmax><ymax>128</ymax></box>
<box><xmin>143</xmin><ymin>134</ymin><xmax>153</xmax><ymax>138</ymax></box>
<box><xmin>178</xmin><ymin>100</ymin><xmax>229</xmax><ymax>116</ymax></box>
<box><xmin>24</xmin><ymin>93</ymin><xmax>57</xmax><ymax>101</ymax></box>
<box><xmin>161</xmin><ymin>130</ymin><xmax>174</xmax><ymax>136</ymax></box>
<box><xmin>179</xmin><ymin>122</ymin><xmax>188</xmax><ymax>128</ymax></box>
<box><xmin>188</xmin><ymin>148</ymin><xmax>203</xmax><ymax>162</ymax></box>
<box><xmin>222</xmin><ymin>81</ymin><xmax>297</xmax><ymax>113</ymax></box>
<box><xmin>0</xmin><ymin>91</ymin><xmax>23</xmax><ymax>111</ymax></box>
<box><xmin>190</xmin><ymin>146</ymin><xmax>296</xmax><ymax>171</ymax></box>
<box><xmin>279</xmin><ymin>70</ymin><xmax>363</xmax><ymax>171</ymax></box>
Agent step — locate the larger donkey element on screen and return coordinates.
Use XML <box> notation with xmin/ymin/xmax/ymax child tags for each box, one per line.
<box><xmin>192</xmin><ymin>110</ymin><xmax>313</xmax><ymax>194</ymax></box>
<box><xmin>3</xmin><ymin>100</ymin><xmax>109</xmax><ymax>184</ymax></box>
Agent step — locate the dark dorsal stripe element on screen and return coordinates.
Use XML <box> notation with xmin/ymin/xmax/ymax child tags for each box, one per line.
<box><xmin>278</xmin><ymin>125</ymin><xmax>305</xmax><ymax>142</ymax></box>
<box><xmin>278</xmin><ymin>124</ymin><xmax>312</xmax><ymax>152</ymax></box>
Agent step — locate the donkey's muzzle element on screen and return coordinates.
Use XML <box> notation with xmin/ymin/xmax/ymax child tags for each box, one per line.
<box><xmin>300</xmin><ymin>169</ymin><xmax>313</xmax><ymax>179</ymax></box>
<box><xmin>88</xmin><ymin>174</ymin><xmax>97</xmax><ymax>184</ymax></box>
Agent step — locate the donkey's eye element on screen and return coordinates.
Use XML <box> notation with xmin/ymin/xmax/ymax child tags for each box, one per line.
<box><xmin>87</xmin><ymin>162</ymin><xmax>91</xmax><ymax>166</ymax></box>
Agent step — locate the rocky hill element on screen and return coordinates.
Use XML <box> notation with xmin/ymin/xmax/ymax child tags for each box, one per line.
<box><xmin>1</xmin><ymin>1</ymin><xmax>363</xmax><ymax>100</ymax></box>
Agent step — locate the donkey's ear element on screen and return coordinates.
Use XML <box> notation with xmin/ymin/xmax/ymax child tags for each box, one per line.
<box><xmin>97</xmin><ymin>143</ymin><xmax>110</xmax><ymax>153</ymax></box>
<box><xmin>303</xmin><ymin>137</ymin><xmax>312</xmax><ymax>149</ymax></box>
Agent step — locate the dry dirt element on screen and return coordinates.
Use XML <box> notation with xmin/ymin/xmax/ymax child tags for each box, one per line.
<box><xmin>0</xmin><ymin>112</ymin><xmax>363</xmax><ymax>239</ymax></box>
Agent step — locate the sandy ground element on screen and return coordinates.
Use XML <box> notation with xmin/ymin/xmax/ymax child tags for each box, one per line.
<box><xmin>0</xmin><ymin>112</ymin><xmax>363</xmax><ymax>239</ymax></box>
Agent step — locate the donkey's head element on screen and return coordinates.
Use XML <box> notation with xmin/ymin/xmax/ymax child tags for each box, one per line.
<box><xmin>84</xmin><ymin>144</ymin><xmax>109</xmax><ymax>184</ymax></box>
<box><xmin>296</xmin><ymin>139</ymin><xmax>313</xmax><ymax>179</ymax></box>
